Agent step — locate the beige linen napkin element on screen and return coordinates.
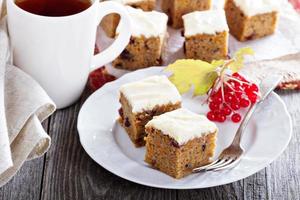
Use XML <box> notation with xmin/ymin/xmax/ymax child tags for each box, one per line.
<box><xmin>0</xmin><ymin>0</ymin><xmax>5</xmax><ymax>19</ymax></box>
<box><xmin>242</xmin><ymin>53</ymin><xmax>300</xmax><ymax>90</ymax></box>
<box><xmin>0</xmin><ymin>19</ymin><xmax>56</xmax><ymax>187</ymax></box>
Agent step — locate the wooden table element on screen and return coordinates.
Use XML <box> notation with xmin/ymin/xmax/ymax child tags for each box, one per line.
<box><xmin>0</xmin><ymin>90</ymin><xmax>299</xmax><ymax>200</ymax></box>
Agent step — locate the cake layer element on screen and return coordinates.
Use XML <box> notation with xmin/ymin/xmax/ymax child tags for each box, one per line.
<box><xmin>183</xmin><ymin>10</ymin><xmax>229</xmax><ymax>37</ymax></box>
<box><xmin>145</xmin><ymin>128</ymin><xmax>217</xmax><ymax>178</ymax></box>
<box><xmin>184</xmin><ymin>31</ymin><xmax>228</xmax><ymax>62</ymax></box>
<box><xmin>116</xmin><ymin>6</ymin><xmax>168</xmax><ymax>38</ymax></box>
<box><xmin>113</xmin><ymin>36</ymin><xmax>164</xmax><ymax>70</ymax></box>
<box><xmin>225</xmin><ymin>0</ymin><xmax>278</xmax><ymax>41</ymax></box>
<box><xmin>161</xmin><ymin>0</ymin><xmax>212</xmax><ymax>28</ymax></box>
<box><xmin>146</xmin><ymin>108</ymin><xmax>218</xmax><ymax>145</ymax></box>
<box><xmin>119</xmin><ymin>76</ymin><xmax>181</xmax><ymax>113</ymax></box>
<box><xmin>233</xmin><ymin>0</ymin><xmax>279</xmax><ymax>16</ymax></box>
<box><xmin>112</xmin><ymin>0</ymin><xmax>148</xmax><ymax>3</ymax></box>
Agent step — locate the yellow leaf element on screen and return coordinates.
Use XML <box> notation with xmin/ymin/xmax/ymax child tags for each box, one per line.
<box><xmin>211</xmin><ymin>59</ymin><xmax>225</xmax><ymax>68</ymax></box>
<box><xmin>165</xmin><ymin>59</ymin><xmax>218</xmax><ymax>96</ymax></box>
<box><xmin>229</xmin><ymin>47</ymin><xmax>254</xmax><ymax>72</ymax></box>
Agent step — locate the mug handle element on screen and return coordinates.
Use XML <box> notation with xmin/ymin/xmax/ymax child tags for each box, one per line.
<box><xmin>90</xmin><ymin>1</ymin><xmax>131</xmax><ymax>72</ymax></box>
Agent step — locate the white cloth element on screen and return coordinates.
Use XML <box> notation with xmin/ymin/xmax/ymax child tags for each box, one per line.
<box><xmin>242</xmin><ymin>53</ymin><xmax>300</xmax><ymax>86</ymax></box>
<box><xmin>0</xmin><ymin>19</ymin><xmax>56</xmax><ymax>187</ymax></box>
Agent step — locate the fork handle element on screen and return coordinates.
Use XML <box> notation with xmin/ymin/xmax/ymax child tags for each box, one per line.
<box><xmin>231</xmin><ymin>102</ymin><xmax>259</xmax><ymax>146</ymax></box>
<box><xmin>231</xmin><ymin>75</ymin><xmax>281</xmax><ymax>146</ymax></box>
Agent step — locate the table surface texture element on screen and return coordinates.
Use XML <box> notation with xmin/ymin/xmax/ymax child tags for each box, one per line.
<box><xmin>0</xmin><ymin>90</ymin><xmax>299</xmax><ymax>200</ymax></box>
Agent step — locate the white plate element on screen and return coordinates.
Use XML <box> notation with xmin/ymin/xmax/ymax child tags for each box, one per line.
<box><xmin>77</xmin><ymin>67</ymin><xmax>292</xmax><ymax>189</ymax></box>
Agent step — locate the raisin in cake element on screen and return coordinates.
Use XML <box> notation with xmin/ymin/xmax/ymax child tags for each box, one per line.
<box><xmin>101</xmin><ymin>0</ymin><xmax>156</xmax><ymax>38</ymax></box>
<box><xmin>113</xmin><ymin>7</ymin><xmax>168</xmax><ymax>70</ymax></box>
<box><xmin>225</xmin><ymin>0</ymin><xmax>279</xmax><ymax>41</ymax></box>
<box><xmin>161</xmin><ymin>0</ymin><xmax>211</xmax><ymax>28</ymax></box>
<box><xmin>183</xmin><ymin>10</ymin><xmax>229</xmax><ymax>62</ymax></box>
<box><xmin>145</xmin><ymin>108</ymin><xmax>218</xmax><ymax>179</ymax></box>
<box><xmin>119</xmin><ymin>75</ymin><xmax>181</xmax><ymax>147</ymax></box>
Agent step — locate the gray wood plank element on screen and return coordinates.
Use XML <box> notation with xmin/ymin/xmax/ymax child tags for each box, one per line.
<box><xmin>0</xmin><ymin>158</ymin><xmax>45</xmax><ymax>200</ymax></box>
<box><xmin>0</xmin><ymin>120</ymin><xmax>49</xmax><ymax>200</ymax></box>
<box><xmin>178</xmin><ymin>181</ymin><xmax>244</xmax><ymax>200</ymax></box>
<box><xmin>243</xmin><ymin>169</ymin><xmax>268</xmax><ymax>200</ymax></box>
<box><xmin>265</xmin><ymin>91</ymin><xmax>300</xmax><ymax>200</ymax></box>
<box><xmin>178</xmin><ymin>168</ymin><xmax>268</xmax><ymax>200</ymax></box>
<box><xmin>41</xmin><ymin>93</ymin><xmax>177</xmax><ymax>200</ymax></box>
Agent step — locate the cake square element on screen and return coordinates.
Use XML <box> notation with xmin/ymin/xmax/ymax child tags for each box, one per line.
<box><xmin>161</xmin><ymin>0</ymin><xmax>211</xmax><ymax>28</ymax></box>
<box><xmin>101</xmin><ymin>0</ymin><xmax>156</xmax><ymax>38</ymax></box>
<box><xmin>113</xmin><ymin>7</ymin><xmax>168</xmax><ymax>70</ymax></box>
<box><xmin>224</xmin><ymin>0</ymin><xmax>279</xmax><ymax>41</ymax></box>
<box><xmin>183</xmin><ymin>10</ymin><xmax>229</xmax><ymax>62</ymax></box>
<box><xmin>119</xmin><ymin>75</ymin><xmax>181</xmax><ymax>147</ymax></box>
<box><xmin>145</xmin><ymin>108</ymin><xmax>218</xmax><ymax>179</ymax></box>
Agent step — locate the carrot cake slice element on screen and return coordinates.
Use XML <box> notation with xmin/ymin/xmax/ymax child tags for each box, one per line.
<box><xmin>101</xmin><ymin>0</ymin><xmax>156</xmax><ymax>38</ymax></box>
<box><xmin>113</xmin><ymin>7</ymin><xmax>168</xmax><ymax>70</ymax></box>
<box><xmin>224</xmin><ymin>0</ymin><xmax>279</xmax><ymax>41</ymax></box>
<box><xmin>119</xmin><ymin>75</ymin><xmax>181</xmax><ymax>147</ymax></box>
<box><xmin>145</xmin><ymin>108</ymin><xmax>218</xmax><ymax>179</ymax></box>
<box><xmin>183</xmin><ymin>10</ymin><xmax>229</xmax><ymax>62</ymax></box>
<box><xmin>161</xmin><ymin>0</ymin><xmax>211</xmax><ymax>28</ymax></box>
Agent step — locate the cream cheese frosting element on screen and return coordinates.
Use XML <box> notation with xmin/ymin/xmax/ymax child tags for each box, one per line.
<box><xmin>146</xmin><ymin>108</ymin><xmax>218</xmax><ymax>145</ymax></box>
<box><xmin>183</xmin><ymin>10</ymin><xmax>229</xmax><ymax>37</ymax></box>
<box><xmin>120</xmin><ymin>76</ymin><xmax>181</xmax><ymax>113</ymax></box>
<box><xmin>233</xmin><ymin>0</ymin><xmax>280</xmax><ymax>16</ymax></box>
<box><xmin>116</xmin><ymin>6</ymin><xmax>168</xmax><ymax>38</ymax></box>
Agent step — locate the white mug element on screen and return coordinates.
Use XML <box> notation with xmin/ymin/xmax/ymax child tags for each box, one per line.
<box><xmin>6</xmin><ymin>0</ymin><xmax>131</xmax><ymax>109</ymax></box>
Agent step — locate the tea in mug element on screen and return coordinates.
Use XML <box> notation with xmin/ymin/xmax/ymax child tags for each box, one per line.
<box><xmin>15</xmin><ymin>0</ymin><xmax>92</xmax><ymax>17</ymax></box>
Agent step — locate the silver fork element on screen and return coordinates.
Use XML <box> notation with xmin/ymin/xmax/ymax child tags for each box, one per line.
<box><xmin>193</xmin><ymin>75</ymin><xmax>282</xmax><ymax>173</ymax></box>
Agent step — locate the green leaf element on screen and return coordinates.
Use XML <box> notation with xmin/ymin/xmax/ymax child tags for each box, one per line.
<box><xmin>165</xmin><ymin>59</ymin><xmax>218</xmax><ymax>96</ymax></box>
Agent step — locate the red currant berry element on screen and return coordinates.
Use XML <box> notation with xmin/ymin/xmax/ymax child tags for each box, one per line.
<box><xmin>235</xmin><ymin>91</ymin><xmax>243</xmax><ymax>97</ymax></box>
<box><xmin>212</xmin><ymin>96</ymin><xmax>223</xmax><ymax>104</ymax></box>
<box><xmin>213</xmin><ymin>110</ymin><xmax>221</xmax><ymax>116</ymax></box>
<box><xmin>235</xmin><ymin>87</ymin><xmax>243</xmax><ymax>93</ymax></box>
<box><xmin>227</xmin><ymin>80</ymin><xmax>234</xmax><ymax>86</ymax></box>
<box><xmin>222</xmin><ymin>106</ymin><xmax>232</xmax><ymax>116</ymax></box>
<box><xmin>248</xmin><ymin>94</ymin><xmax>258</xmax><ymax>103</ymax></box>
<box><xmin>240</xmin><ymin>98</ymin><xmax>250</xmax><ymax>107</ymax></box>
<box><xmin>224</xmin><ymin>85</ymin><xmax>233</xmax><ymax>93</ymax></box>
<box><xmin>212</xmin><ymin>89</ymin><xmax>222</xmax><ymax>98</ymax></box>
<box><xmin>232</xmin><ymin>72</ymin><xmax>240</xmax><ymax>78</ymax></box>
<box><xmin>217</xmin><ymin>114</ymin><xmax>226</xmax><ymax>122</ymax></box>
<box><xmin>232</xmin><ymin>113</ymin><xmax>242</xmax><ymax>123</ymax></box>
<box><xmin>241</xmin><ymin>83</ymin><xmax>249</xmax><ymax>89</ymax></box>
<box><xmin>232</xmin><ymin>95</ymin><xmax>241</xmax><ymax>103</ymax></box>
<box><xmin>209</xmin><ymin>102</ymin><xmax>220</xmax><ymax>111</ymax></box>
<box><xmin>207</xmin><ymin>111</ymin><xmax>216</xmax><ymax>121</ymax></box>
<box><xmin>225</xmin><ymin>94</ymin><xmax>233</xmax><ymax>103</ymax></box>
<box><xmin>231</xmin><ymin>103</ymin><xmax>240</xmax><ymax>110</ymax></box>
<box><xmin>249</xmin><ymin>83</ymin><xmax>258</xmax><ymax>92</ymax></box>
<box><xmin>233</xmin><ymin>81</ymin><xmax>241</xmax><ymax>88</ymax></box>
<box><xmin>245</xmin><ymin>87</ymin><xmax>252</xmax><ymax>95</ymax></box>
<box><xmin>233</xmin><ymin>73</ymin><xmax>247</xmax><ymax>82</ymax></box>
